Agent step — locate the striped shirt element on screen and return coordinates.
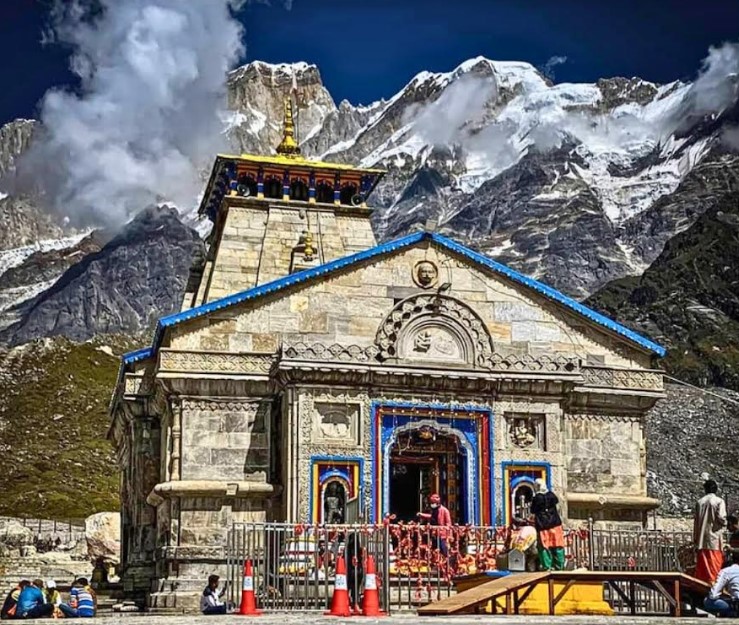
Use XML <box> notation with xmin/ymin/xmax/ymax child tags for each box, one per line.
<box><xmin>70</xmin><ymin>586</ymin><xmax>95</xmax><ymax>617</ymax></box>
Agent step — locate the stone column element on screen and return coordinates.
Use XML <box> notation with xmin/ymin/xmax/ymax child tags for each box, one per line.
<box><xmin>169</xmin><ymin>396</ymin><xmax>182</xmax><ymax>482</ymax></box>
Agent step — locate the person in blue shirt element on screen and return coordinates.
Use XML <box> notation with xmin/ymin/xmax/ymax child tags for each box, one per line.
<box><xmin>16</xmin><ymin>579</ymin><xmax>53</xmax><ymax>619</ymax></box>
<box><xmin>58</xmin><ymin>577</ymin><xmax>96</xmax><ymax>618</ymax></box>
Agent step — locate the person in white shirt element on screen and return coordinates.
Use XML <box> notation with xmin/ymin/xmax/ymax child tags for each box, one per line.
<box><xmin>704</xmin><ymin>551</ymin><xmax>739</xmax><ymax>617</ymax></box>
<box><xmin>200</xmin><ymin>574</ymin><xmax>228</xmax><ymax>615</ymax></box>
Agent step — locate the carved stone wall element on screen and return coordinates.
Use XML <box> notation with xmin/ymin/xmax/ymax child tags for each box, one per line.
<box><xmin>493</xmin><ymin>398</ymin><xmax>566</xmax><ymax>522</ymax></box>
<box><xmin>564</xmin><ymin>413</ymin><xmax>645</xmax><ymax>496</ymax></box>
<box><xmin>295</xmin><ymin>389</ymin><xmax>371</xmax><ymax>520</ymax></box>
<box><xmin>120</xmin><ymin>416</ymin><xmax>160</xmax><ymax>597</ymax></box>
<box><xmin>169</xmin><ymin>245</ymin><xmax>654</xmax><ymax>370</ymax></box>
<box><xmin>181</xmin><ymin>398</ymin><xmax>271</xmax><ymax>482</ymax></box>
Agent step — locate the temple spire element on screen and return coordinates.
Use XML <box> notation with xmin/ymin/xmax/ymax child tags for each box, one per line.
<box><xmin>276</xmin><ymin>96</ymin><xmax>301</xmax><ymax>157</ymax></box>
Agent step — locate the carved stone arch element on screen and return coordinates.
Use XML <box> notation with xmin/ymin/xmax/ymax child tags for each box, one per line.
<box><xmin>375</xmin><ymin>294</ymin><xmax>494</xmax><ymax>368</ymax></box>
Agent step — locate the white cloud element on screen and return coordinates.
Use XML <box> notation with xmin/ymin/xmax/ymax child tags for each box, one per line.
<box><xmin>19</xmin><ymin>0</ymin><xmax>245</xmax><ymax>227</ymax></box>
<box><xmin>542</xmin><ymin>55</ymin><xmax>568</xmax><ymax>81</ymax></box>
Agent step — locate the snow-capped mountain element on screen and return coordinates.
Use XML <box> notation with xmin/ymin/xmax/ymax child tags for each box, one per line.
<box><xmin>224</xmin><ymin>57</ymin><xmax>739</xmax><ymax>297</ymax></box>
<box><xmin>1</xmin><ymin>55</ymin><xmax>739</xmax><ymax>340</ymax></box>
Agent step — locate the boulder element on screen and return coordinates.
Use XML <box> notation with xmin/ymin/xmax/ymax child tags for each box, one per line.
<box><xmin>85</xmin><ymin>512</ymin><xmax>120</xmax><ymax>566</ymax></box>
<box><xmin>0</xmin><ymin>519</ymin><xmax>34</xmax><ymax>550</ymax></box>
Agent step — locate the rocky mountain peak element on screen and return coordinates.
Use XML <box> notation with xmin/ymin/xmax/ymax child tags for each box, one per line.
<box><xmin>595</xmin><ymin>76</ymin><xmax>660</xmax><ymax>110</ymax></box>
<box><xmin>227</xmin><ymin>60</ymin><xmax>336</xmax><ymax>155</ymax></box>
<box><xmin>0</xmin><ymin>119</ymin><xmax>37</xmax><ymax>179</ymax></box>
<box><xmin>0</xmin><ymin>205</ymin><xmax>203</xmax><ymax>346</ymax></box>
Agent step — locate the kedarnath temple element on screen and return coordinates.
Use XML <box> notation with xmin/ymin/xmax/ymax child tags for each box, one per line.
<box><xmin>109</xmin><ymin>99</ymin><xmax>666</xmax><ymax>606</ymax></box>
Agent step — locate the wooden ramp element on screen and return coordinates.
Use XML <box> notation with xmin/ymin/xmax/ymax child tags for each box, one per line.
<box><xmin>417</xmin><ymin>571</ymin><xmax>549</xmax><ymax>615</ymax></box>
<box><xmin>417</xmin><ymin>570</ymin><xmax>712</xmax><ymax>617</ymax></box>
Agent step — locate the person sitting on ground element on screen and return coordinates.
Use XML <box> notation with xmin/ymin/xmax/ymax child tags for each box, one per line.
<box><xmin>704</xmin><ymin>551</ymin><xmax>739</xmax><ymax>617</ymax></box>
<box><xmin>44</xmin><ymin>581</ymin><xmax>62</xmax><ymax>619</ymax></box>
<box><xmin>59</xmin><ymin>577</ymin><xmax>96</xmax><ymax>618</ymax></box>
<box><xmin>16</xmin><ymin>579</ymin><xmax>53</xmax><ymax>619</ymax></box>
<box><xmin>1</xmin><ymin>580</ymin><xmax>29</xmax><ymax>620</ymax></box>
<box><xmin>43</xmin><ymin>581</ymin><xmax>61</xmax><ymax>608</ymax></box>
<box><xmin>200</xmin><ymin>574</ymin><xmax>228</xmax><ymax>615</ymax></box>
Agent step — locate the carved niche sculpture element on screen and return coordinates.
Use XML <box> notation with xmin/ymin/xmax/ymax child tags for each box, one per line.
<box><xmin>323</xmin><ymin>481</ymin><xmax>346</xmax><ymax>524</ymax></box>
<box><xmin>407</xmin><ymin>325</ymin><xmax>466</xmax><ymax>363</ymax></box>
<box><xmin>311</xmin><ymin>401</ymin><xmax>360</xmax><ymax>445</ymax></box>
<box><xmin>507</xmin><ymin>414</ymin><xmax>544</xmax><ymax>449</ymax></box>
<box><xmin>413</xmin><ymin>260</ymin><xmax>439</xmax><ymax>289</ymax></box>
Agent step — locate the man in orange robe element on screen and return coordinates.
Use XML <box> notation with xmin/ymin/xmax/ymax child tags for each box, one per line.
<box><xmin>694</xmin><ymin>479</ymin><xmax>727</xmax><ymax>583</ymax></box>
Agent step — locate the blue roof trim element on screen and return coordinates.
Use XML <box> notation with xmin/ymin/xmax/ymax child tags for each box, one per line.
<box><xmin>428</xmin><ymin>233</ymin><xmax>666</xmax><ymax>356</ymax></box>
<box><xmin>122</xmin><ymin>347</ymin><xmax>153</xmax><ymax>364</ymax></box>
<box><xmin>120</xmin><ymin>229</ymin><xmax>665</xmax><ymax>370</ymax></box>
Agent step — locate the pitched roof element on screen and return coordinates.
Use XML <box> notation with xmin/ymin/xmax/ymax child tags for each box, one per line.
<box><xmin>121</xmin><ymin>231</ymin><xmax>665</xmax><ymax>366</ymax></box>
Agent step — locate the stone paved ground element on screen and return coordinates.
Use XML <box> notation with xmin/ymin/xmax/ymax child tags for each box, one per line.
<box><xmin>89</xmin><ymin>613</ymin><xmax>715</xmax><ymax>624</ymax></box>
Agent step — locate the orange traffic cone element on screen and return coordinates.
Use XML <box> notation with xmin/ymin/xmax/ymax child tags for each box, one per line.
<box><xmin>238</xmin><ymin>560</ymin><xmax>262</xmax><ymax>616</ymax></box>
<box><xmin>360</xmin><ymin>555</ymin><xmax>385</xmax><ymax>617</ymax></box>
<box><xmin>324</xmin><ymin>556</ymin><xmax>352</xmax><ymax>617</ymax></box>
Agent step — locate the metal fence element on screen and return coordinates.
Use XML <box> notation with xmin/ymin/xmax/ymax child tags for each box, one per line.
<box><xmin>226</xmin><ymin>522</ymin><xmax>695</xmax><ymax>614</ymax></box>
<box><xmin>0</xmin><ymin>516</ymin><xmax>87</xmax><ymax>553</ymax></box>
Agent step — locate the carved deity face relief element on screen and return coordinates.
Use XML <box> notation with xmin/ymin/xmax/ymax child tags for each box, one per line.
<box><xmin>414</xmin><ymin>261</ymin><xmax>438</xmax><ymax>288</ymax></box>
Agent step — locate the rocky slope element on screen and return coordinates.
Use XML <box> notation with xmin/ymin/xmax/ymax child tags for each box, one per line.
<box><xmin>222</xmin><ymin>58</ymin><xmax>736</xmax><ymax>298</ymax></box>
<box><xmin>647</xmin><ymin>384</ymin><xmax>739</xmax><ymax>516</ymax></box>
<box><xmin>587</xmin><ymin>191</ymin><xmax>739</xmax><ymax>390</ymax></box>
<box><xmin>0</xmin><ymin>206</ymin><xmax>203</xmax><ymax>346</ymax></box>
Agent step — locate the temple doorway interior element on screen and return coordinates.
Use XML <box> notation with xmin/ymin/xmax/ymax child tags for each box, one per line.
<box><xmin>388</xmin><ymin>428</ymin><xmax>467</xmax><ymax>524</ymax></box>
<box><xmin>503</xmin><ymin>463</ymin><xmax>550</xmax><ymax>525</ymax></box>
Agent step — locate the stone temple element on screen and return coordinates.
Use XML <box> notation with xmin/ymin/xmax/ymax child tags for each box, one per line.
<box><xmin>108</xmin><ymin>100</ymin><xmax>666</xmax><ymax>607</ymax></box>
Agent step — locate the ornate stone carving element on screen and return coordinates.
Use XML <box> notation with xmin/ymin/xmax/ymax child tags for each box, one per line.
<box><xmin>124</xmin><ymin>374</ymin><xmax>155</xmax><ymax>396</ymax></box>
<box><xmin>283</xmin><ymin>342</ymin><xmax>380</xmax><ymax>363</ymax></box>
<box><xmin>506</xmin><ymin>413</ymin><xmax>544</xmax><ymax>449</ymax></box>
<box><xmin>581</xmin><ymin>367</ymin><xmax>663</xmax><ymax>391</ymax></box>
<box><xmin>376</xmin><ymin>294</ymin><xmax>493</xmax><ymax>367</ymax></box>
<box><xmin>182</xmin><ymin>399</ymin><xmax>262</xmax><ymax>414</ymax></box>
<box><xmin>412</xmin><ymin>260</ymin><xmax>439</xmax><ymax>288</ymax></box>
<box><xmin>488</xmin><ymin>353</ymin><xmax>579</xmax><ymax>373</ymax></box>
<box><xmin>159</xmin><ymin>350</ymin><xmax>274</xmax><ymax>374</ymax></box>
<box><xmin>311</xmin><ymin>401</ymin><xmax>361</xmax><ymax>445</ymax></box>
<box><xmin>405</xmin><ymin>324</ymin><xmax>466</xmax><ymax>364</ymax></box>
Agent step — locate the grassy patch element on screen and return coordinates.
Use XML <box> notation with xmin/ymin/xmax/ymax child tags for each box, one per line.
<box><xmin>0</xmin><ymin>335</ymin><xmax>142</xmax><ymax>519</ymax></box>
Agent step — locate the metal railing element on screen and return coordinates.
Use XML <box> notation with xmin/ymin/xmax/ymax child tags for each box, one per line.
<box><xmin>226</xmin><ymin>522</ymin><xmax>695</xmax><ymax>614</ymax></box>
<box><xmin>0</xmin><ymin>516</ymin><xmax>87</xmax><ymax>553</ymax></box>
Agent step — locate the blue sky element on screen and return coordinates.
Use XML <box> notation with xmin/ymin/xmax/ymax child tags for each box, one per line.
<box><xmin>2</xmin><ymin>0</ymin><xmax>739</xmax><ymax>125</ymax></box>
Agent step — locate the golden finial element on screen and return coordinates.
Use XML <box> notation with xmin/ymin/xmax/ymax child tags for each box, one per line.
<box><xmin>276</xmin><ymin>97</ymin><xmax>301</xmax><ymax>156</ymax></box>
<box><xmin>303</xmin><ymin>230</ymin><xmax>314</xmax><ymax>261</ymax></box>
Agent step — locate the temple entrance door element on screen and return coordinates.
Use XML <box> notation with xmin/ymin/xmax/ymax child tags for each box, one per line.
<box><xmin>389</xmin><ymin>460</ymin><xmax>427</xmax><ymax>521</ymax></box>
<box><xmin>388</xmin><ymin>428</ymin><xmax>467</xmax><ymax>524</ymax></box>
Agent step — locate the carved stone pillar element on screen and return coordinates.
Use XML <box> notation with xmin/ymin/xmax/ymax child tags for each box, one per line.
<box><xmin>169</xmin><ymin>396</ymin><xmax>182</xmax><ymax>481</ymax></box>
